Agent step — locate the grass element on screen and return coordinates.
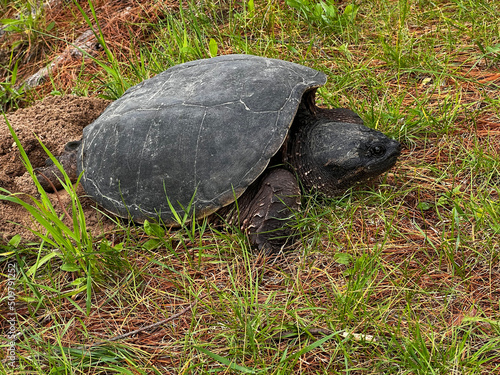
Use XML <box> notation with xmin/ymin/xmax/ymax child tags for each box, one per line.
<box><xmin>1</xmin><ymin>0</ymin><xmax>500</xmax><ymax>373</ymax></box>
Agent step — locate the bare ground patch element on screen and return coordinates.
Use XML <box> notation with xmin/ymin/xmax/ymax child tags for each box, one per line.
<box><xmin>0</xmin><ymin>95</ymin><xmax>112</xmax><ymax>243</ymax></box>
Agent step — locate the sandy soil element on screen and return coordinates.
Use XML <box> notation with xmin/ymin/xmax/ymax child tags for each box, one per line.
<box><xmin>0</xmin><ymin>95</ymin><xmax>113</xmax><ymax>244</ymax></box>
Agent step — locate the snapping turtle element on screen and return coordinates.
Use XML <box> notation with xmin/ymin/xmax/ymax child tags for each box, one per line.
<box><xmin>37</xmin><ymin>54</ymin><xmax>401</xmax><ymax>252</ymax></box>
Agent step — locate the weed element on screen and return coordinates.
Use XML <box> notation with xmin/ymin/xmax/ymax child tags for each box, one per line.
<box><xmin>0</xmin><ymin>59</ymin><xmax>25</xmax><ymax>111</ymax></box>
<box><xmin>1</xmin><ymin>117</ymin><xmax>113</xmax><ymax>316</ymax></box>
<box><xmin>286</xmin><ymin>0</ymin><xmax>358</xmax><ymax>34</ymax></box>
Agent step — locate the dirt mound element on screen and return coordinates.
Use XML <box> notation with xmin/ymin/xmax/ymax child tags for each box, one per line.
<box><xmin>0</xmin><ymin>95</ymin><xmax>113</xmax><ymax>243</ymax></box>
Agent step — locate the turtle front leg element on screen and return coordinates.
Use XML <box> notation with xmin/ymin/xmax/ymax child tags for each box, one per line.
<box><xmin>241</xmin><ymin>168</ymin><xmax>300</xmax><ymax>254</ymax></box>
<box><xmin>35</xmin><ymin>141</ymin><xmax>81</xmax><ymax>192</ymax></box>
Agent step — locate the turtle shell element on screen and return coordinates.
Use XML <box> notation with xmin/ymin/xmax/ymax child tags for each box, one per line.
<box><xmin>78</xmin><ymin>54</ymin><xmax>327</xmax><ymax>223</ymax></box>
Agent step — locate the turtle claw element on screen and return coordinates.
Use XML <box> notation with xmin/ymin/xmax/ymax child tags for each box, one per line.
<box><xmin>243</xmin><ymin>168</ymin><xmax>300</xmax><ymax>254</ymax></box>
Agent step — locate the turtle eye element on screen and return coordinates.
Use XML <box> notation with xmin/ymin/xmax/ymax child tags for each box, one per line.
<box><xmin>370</xmin><ymin>145</ymin><xmax>386</xmax><ymax>157</ymax></box>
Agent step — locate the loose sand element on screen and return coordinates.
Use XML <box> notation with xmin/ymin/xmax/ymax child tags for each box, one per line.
<box><xmin>0</xmin><ymin>95</ymin><xmax>114</xmax><ymax>243</ymax></box>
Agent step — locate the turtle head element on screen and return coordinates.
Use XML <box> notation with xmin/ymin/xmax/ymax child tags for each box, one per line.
<box><xmin>288</xmin><ymin>119</ymin><xmax>401</xmax><ymax>196</ymax></box>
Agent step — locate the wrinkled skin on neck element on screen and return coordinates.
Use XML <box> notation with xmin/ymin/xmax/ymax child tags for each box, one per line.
<box><xmin>284</xmin><ymin>100</ymin><xmax>401</xmax><ymax>196</ymax></box>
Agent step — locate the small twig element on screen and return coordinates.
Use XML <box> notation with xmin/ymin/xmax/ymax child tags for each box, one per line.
<box><xmin>73</xmin><ymin>297</ymin><xmax>202</xmax><ymax>351</ymax></box>
<box><xmin>20</xmin><ymin>29</ymin><xmax>100</xmax><ymax>90</ymax></box>
<box><xmin>269</xmin><ymin>328</ymin><xmax>332</xmax><ymax>341</ymax></box>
